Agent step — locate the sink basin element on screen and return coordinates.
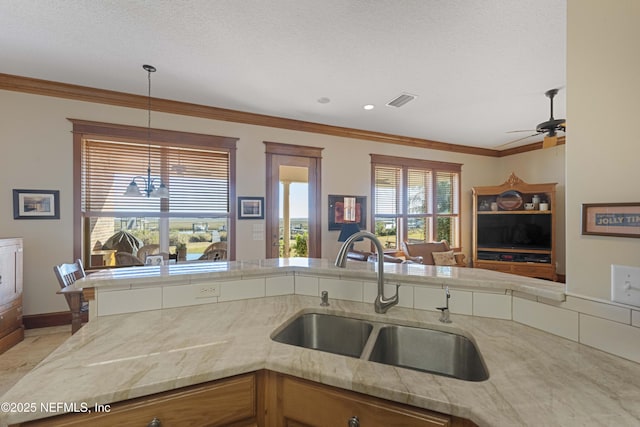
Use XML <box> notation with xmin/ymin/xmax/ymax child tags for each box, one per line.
<box><xmin>271</xmin><ymin>313</ymin><xmax>374</xmax><ymax>358</ymax></box>
<box><xmin>368</xmin><ymin>325</ymin><xmax>489</xmax><ymax>382</ymax></box>
<box><xmin>271</xmin><ymin>312</ymin><xmax>489</xmax><ymax>381</ymax></box>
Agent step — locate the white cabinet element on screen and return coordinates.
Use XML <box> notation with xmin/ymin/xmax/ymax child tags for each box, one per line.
<box><xmin>0</xmin><ymin>238</ymin><xmax>24</xmax><ymax>354</ymax></box>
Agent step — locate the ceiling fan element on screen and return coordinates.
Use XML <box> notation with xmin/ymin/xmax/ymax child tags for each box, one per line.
<box><xmin>500</xmin><ymin>88</ymin><xmax>566</xmax><ymax>149</ymax></box>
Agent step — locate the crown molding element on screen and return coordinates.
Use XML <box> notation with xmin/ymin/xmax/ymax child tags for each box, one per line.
<box><xmin>1</xmin><ymin>72</ymin><xmax>554</xmax><ymax>158</ymax></box>
<box><xmin>497</xmin><ymin>136</ymin><xmax>566</xmax><ymax>157</ymax></box>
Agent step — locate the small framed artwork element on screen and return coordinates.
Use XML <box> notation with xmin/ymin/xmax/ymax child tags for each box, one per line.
<box><xmin>582</xmin><ymin>202</ymin><xmax>640</xmax><ymax>238</ymax></box>
<box><xmin>13</xmin><ymin>189</ymin><xmax>60</xmax><ymax>220</ymax></box>
<box><xmin>328</xmin><ymin>195</ymin><xmax>366</xmax><ymax>230</ymax></box>
<box><xmin>238</xmin><ymin>196</ymin><xmax>265</xmax><ymax>220</ymax></box>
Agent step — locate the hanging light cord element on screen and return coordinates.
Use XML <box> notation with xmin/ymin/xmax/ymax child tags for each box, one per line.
<box><xmin>145</xmin><ymin>64</ymin><xmax>155</xmax><ymax>173</ymax></box>
<box><xmin>124</xmin><ymin>64</ymin><xmax>168</xmax><ymax>198</ymax></box>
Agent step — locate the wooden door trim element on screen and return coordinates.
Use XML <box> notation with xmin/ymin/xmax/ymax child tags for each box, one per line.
<box><xmin>264</xmin><ymin>142</ymin><xmax>323</xmax><ymax>259</ymax></box>
<box><xmin>264</xmin><ymin>141</ymin><xmax>323</xmax><ymax>158</ymax></box>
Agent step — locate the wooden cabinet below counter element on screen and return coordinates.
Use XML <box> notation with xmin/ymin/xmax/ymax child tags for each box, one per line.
<box><xmin>18</xmin><ymin>373</ymin><xmax>259</xmax><ymax>427</ymax></box>
<box><xmin>265</xmin><ymin>372</ymin><xmax>476</xmax><ymax>427</ymax></box>
<box><xmin>14</xmin><ymin>371</ymin><xmax>477</xmax><ymax>427</ymax></box>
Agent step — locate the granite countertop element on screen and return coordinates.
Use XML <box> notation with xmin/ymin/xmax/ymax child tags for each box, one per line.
<box><xmin>77</xmin><ymin>258</ymin><xmax>566</xmax><ymax>301</ymax></box>
<box><xmin>2</xmin><ymin>295</ymin><xmax>639</xmax><ymax>426</ymax></box>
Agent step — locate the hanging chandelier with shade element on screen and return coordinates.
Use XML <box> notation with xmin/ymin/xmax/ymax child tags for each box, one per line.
<box><xmin>123</xmin><ymin>64</ymin><xmax>169</xmax><ymax>198</ymax></box>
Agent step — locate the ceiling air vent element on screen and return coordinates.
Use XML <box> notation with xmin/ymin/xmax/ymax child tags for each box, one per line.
<box><xmin>386</xmin><ymin>93</ymin><xmax>417</xmax><ymax>108</ymax></box>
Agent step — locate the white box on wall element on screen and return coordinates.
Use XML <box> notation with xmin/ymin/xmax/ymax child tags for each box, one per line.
<box><xmin>611</xmin><ymin>265</ymin><xmax>640</xmax><ymax>307</ymax></box>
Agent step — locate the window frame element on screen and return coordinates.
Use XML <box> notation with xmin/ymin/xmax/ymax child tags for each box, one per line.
<box><xmin>71</xmin><ymin>119</ymin><xmax>237</xmax><ymax>265</ymax></box>
<box><xmin>370</xmin><ymin>154</ymin><xmax>462</xmax><ymax>250</ymax></box>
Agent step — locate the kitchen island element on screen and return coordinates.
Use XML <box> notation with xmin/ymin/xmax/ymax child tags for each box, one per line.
<box><xmin>1</xmin><ymin>260</ymin><xmax>639</xmax><ymax>426</ymax></box>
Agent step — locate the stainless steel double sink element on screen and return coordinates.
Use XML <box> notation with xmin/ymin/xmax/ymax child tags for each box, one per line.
<box><xmin>271</xmin><ymin>312</ymin><xmax>489</xmax><ymax>382</ymax></box>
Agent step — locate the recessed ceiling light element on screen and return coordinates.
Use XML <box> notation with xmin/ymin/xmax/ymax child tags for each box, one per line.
<box><xmin>317</xmin><ymin>97</ymin><xmax>331</xmax><ymax>104</ymax></box>
<box><xmin>363</xmin><ymin>104</ymin><xmax>375</xmax><ymax>110</ymax></box>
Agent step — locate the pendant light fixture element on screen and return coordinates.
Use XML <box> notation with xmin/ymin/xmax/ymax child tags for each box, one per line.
<box><xmin>123</xmin><ymin>64</ymin><xmax>169</xmax><ymax>198</ymax></box>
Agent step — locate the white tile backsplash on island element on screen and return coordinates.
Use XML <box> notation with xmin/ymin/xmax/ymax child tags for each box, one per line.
<box><xmin>83</xmin><ymin>261</ymin><xmax>640</xmax><ymax>364</ymax></box>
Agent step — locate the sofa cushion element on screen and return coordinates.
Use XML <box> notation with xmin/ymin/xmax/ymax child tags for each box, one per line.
<box><xmin>401</xmin><ymin>240</ymin><xmax>466</xmax><ymax>267</ymax></box>
<box><xmin>432</xmin><ymin>250</ymin><xmax>457</xmax><ymax>266</ymax></box>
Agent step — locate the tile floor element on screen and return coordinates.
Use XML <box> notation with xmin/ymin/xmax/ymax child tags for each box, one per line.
<box><xmin>0</xmin><ymin>327</ymin><xmax>70</xmax><ymax>397</ymax></box>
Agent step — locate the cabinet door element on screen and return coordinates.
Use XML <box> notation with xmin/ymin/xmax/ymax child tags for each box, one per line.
<box><xmin>22</xmin><ymin>373</ymin><xmax>257</xmax><ymax>427</ymax></box>
<box><xmin>277</xmin><ymin>374</ymin><xmax>451</xmax><ymax>427</ymax></box>
<box><xmin>511</xmin><ymin>264</ymin><xmax>552</xmax><ymax>278</ymax></box>
<box><xmin>0</xmin><ymin>245</ymin><xmax>18</xmax><ymax>304</ymax></box>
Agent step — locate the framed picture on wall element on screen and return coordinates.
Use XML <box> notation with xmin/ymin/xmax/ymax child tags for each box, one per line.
<box><xmin>328</xmin><ymin>195</ymin><xmax>366</xmax><ymax>230</ymax></box>
<box><xmin>13</xmin><ymin>189</ymin><xmax>60</xmax><ymax>220</ymax></box>
<box><xmin>582</xmin><ymin>202</ymin><xmax>640</xmax><ymax>238</ymax></box>
<box><xmin>238</xmin><ymin>196</ymin><xmax>265</xmax><ymax>219</ymax></box>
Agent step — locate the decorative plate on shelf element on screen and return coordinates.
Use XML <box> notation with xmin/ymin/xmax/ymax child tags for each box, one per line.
<box><xmin>496</xmin><ymin>190</ymin><xmax>523</xmax><ymax>210</ymax></box>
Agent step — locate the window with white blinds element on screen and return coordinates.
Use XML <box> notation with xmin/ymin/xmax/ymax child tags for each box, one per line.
<box><xmin>371</xmin><ymin>154</ymin><xmax>462</xmax><ymax>249</ymax></box>
<box><xmin>72</xmin><ymin>120</ymin><xmax>237</xmax><ymax>267</ymax></box>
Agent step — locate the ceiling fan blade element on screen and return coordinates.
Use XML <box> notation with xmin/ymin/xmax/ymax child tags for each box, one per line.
<box><xmin>495</xmin><ymin>132</ymin><xmax>541</xmax><ymax>149</ymax></box>
<box><xmin>505</xmin><ymin>129</ymin><xmax>537</xmax><ymax>134</ymax></box>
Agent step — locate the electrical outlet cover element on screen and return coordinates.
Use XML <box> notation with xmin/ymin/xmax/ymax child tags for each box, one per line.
<box><xmin>193</xmin><ymin>283</ymin><xmax>220</xmax><ymax>299</ymax></box>
<box><xmin>611</xmin><ymin>265</ymin><xmax>640</xmax><ymax>307</ymax></box>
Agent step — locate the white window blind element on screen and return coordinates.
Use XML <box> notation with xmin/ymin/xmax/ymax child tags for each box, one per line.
<box><xmin>82</xmin><ymin>139</ymin><xmax>230</xmax><ymax>216</ymax></box>
<box><xmin>407</xmin><ymin>169</ymin><xmax>431</xmax><ymax>215</ymax></box>
<box><xmin>374</xmin><ymin>166</ymin><xmax>401</xmax><ymax>216</ymax></box>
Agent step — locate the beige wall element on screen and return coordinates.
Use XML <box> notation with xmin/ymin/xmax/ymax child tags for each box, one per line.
<box><xmin>1</xmin><ymin>89</ymin><xmax>506</xmax><ymax>315</ymax></box>
<box><xmin>566</xmin><ymin>0</ymin><xmax>640</xmax><ymax>299</ymax></box>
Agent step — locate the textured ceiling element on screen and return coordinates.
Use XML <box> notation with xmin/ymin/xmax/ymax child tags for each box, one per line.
<box><xmin>0</xmin><ymin>0</ymin><xmax>566</xmax><ymax>149</ymax></box>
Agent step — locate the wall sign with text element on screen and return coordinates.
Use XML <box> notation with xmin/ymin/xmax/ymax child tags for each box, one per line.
<box><xmin>582</xmin><ymin>203</ymin><xmax>640</xmax><ymax>238</ymax></box>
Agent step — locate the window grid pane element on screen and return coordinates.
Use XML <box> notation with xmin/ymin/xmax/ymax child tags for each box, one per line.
<box><xmin>375</xmin><ymin>167</ymin><xmax>401</xmax><ymax>215</ymax></box>
<box><xmin>407</xmin><ymin>169</ymin><xmax>431</xmax><ymax>214</ymax></box>
<box><xmin>407</xmin><ymin>216</ymin><xmax>431</xmax><ymax>243</ymax></box>
<box><xmin>374</xmin><ymin>216</ymin><xmax>399</xmax><ymax>249</ymax></box>
<box><xmin>436</xmin><ymin>171</ymin><xmax>458</xmax><ymax>215</ymax></box>
<box><xmin>372</xmin><ymin>159</ymin><xmax>461</xmax><ymax>248</ymax></box>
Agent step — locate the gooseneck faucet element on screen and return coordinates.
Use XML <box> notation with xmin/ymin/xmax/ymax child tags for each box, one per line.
<box><xmin>335</xmin><ymin>231</ymin><xmax>399</xmax><ymax>313</ymax></box>
<box><xmin>436</xmin><ymin>286</ymin><xmax>452</xmax><ymax>323</ymax></box>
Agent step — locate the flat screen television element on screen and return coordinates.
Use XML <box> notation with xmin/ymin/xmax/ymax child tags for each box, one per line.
<box><xmin>477</xmin><ymin>214</ymin><xmax>551</xmax><ymax>250</ymax></box>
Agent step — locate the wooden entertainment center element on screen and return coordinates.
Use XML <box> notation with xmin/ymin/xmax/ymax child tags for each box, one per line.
<box><xmin>472</xmin><ymin>173</ymin><xmax>557</xmax><ymax>281</ymax></box>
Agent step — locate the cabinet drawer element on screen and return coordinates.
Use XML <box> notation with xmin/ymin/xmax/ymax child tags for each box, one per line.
<box><xmin>511</xmin><ymin>264</ymin><xmax>552</xmax><ymax>276</ymax></box>
<box><xmin>0</xmin><ymin>297</ymin><xmax>23</xmax><ymax>338</ymax></box>
<box><xmin>22</xmin><ymin>373</ymin><xmax>257</xmax><ymax>427</ymax></box>
<box><xmin>473</xmin><ymin>262</ymin><xmax>509</xmax><ymax>273</ymax></box>
<box><xmin>475</xmin><ymin>261</ymin><xmax>555</xmax><ymax>280</ymax></box>
<box><xmin>280</xmin><ymin>374</ymin><xmax>451</xmax><ymax>427</ymax></box>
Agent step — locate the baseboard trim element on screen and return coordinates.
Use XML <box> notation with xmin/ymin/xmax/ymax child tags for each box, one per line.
<box><xmin>23</xmin><ymin>311</ymin><xmax>89</xmax><ymax>329</ymax></box>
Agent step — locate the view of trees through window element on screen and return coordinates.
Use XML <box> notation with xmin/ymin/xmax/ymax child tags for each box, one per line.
<box><xmin>372</xmin><ymin>155</ymin><xmax>461</xmax><ymax>250</ymax></box>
